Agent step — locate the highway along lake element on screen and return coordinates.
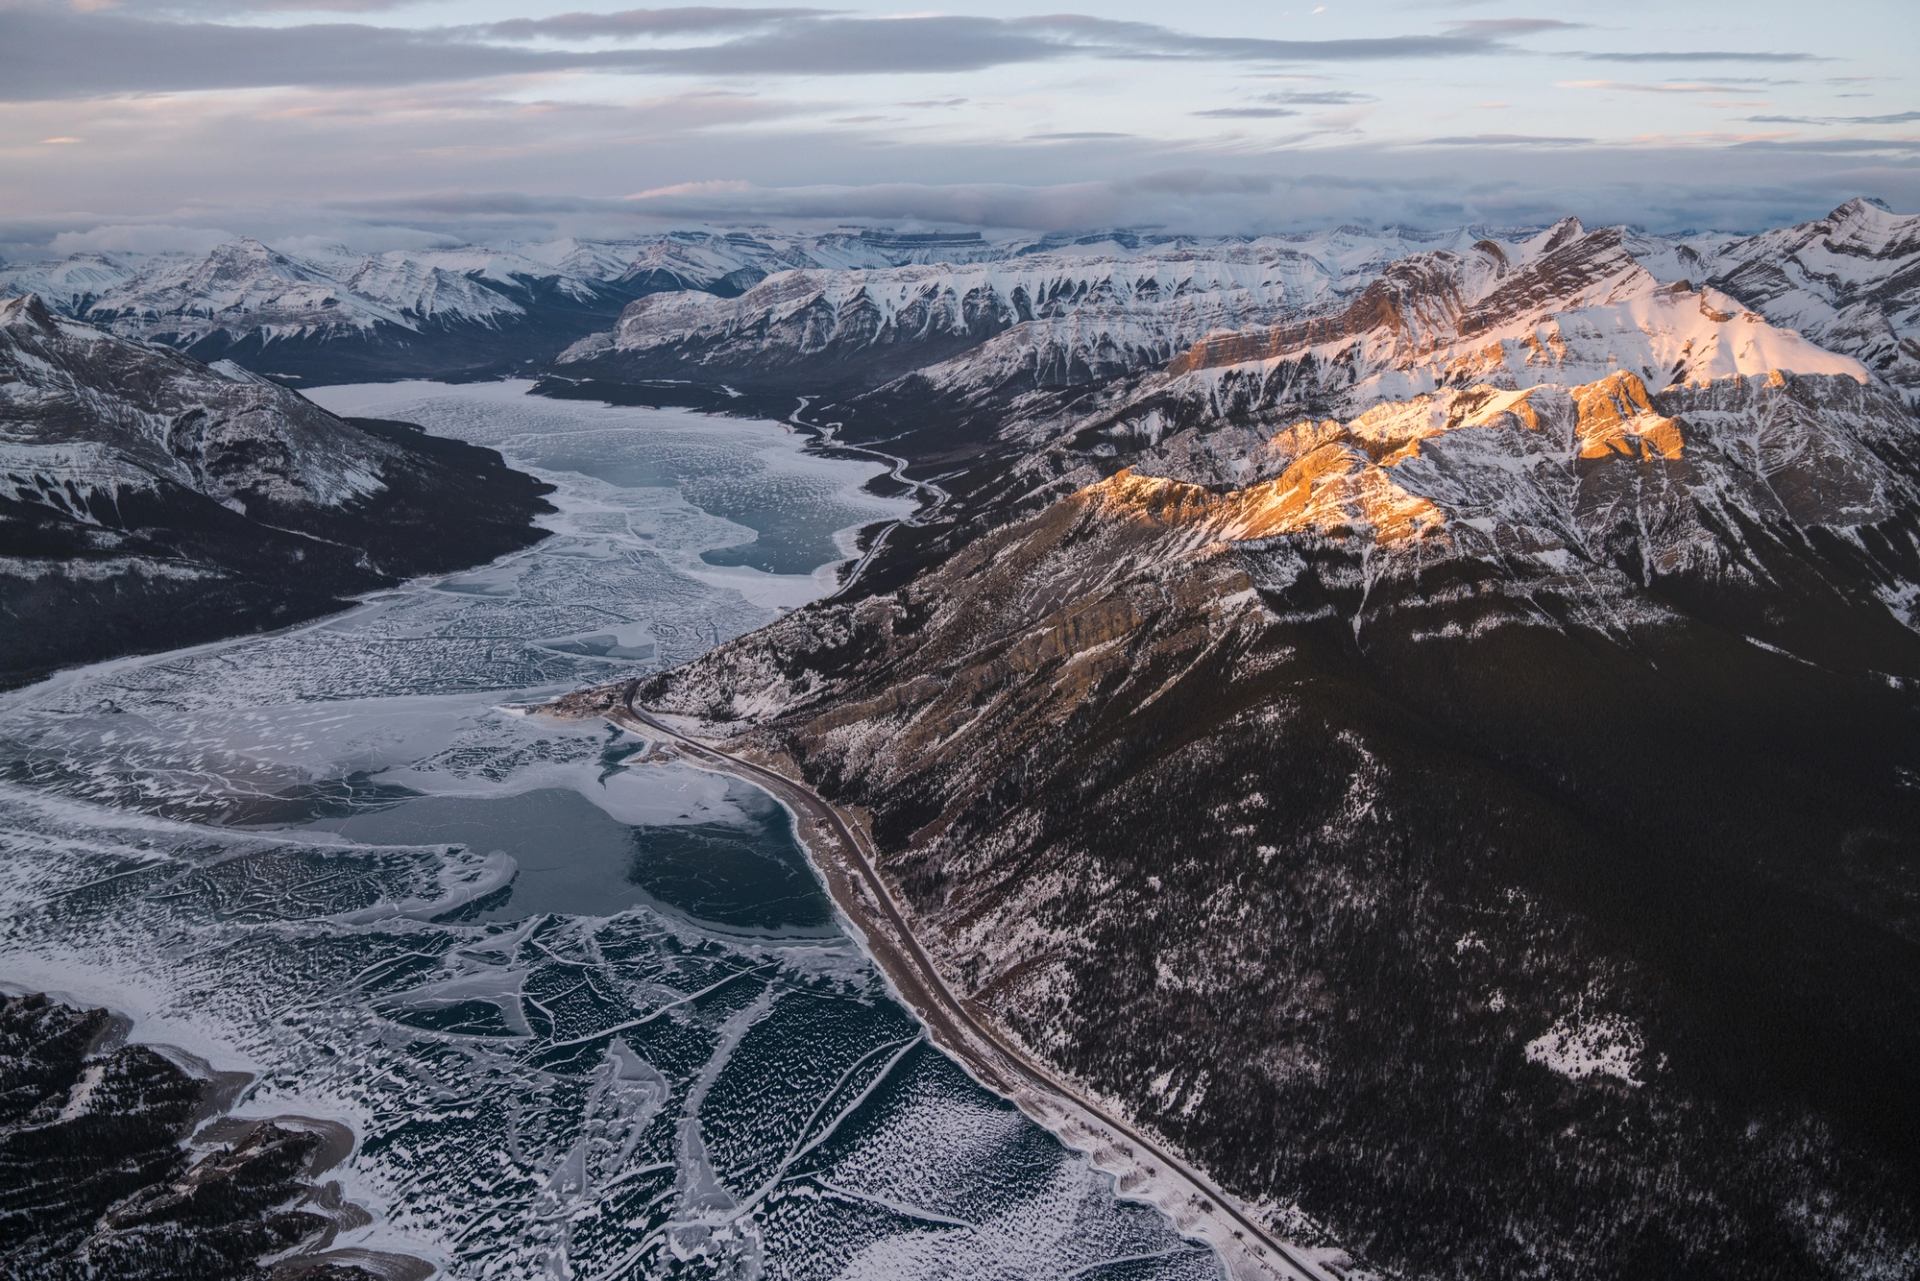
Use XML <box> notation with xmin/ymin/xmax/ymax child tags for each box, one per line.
<box><xmin>0</xmin><ymin>380</ymin><xmax>1223</xmax><ymax>1281</ymax></box>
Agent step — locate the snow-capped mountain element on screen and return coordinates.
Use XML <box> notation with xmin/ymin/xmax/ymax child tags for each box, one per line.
<box><xmin>83</xmin><ymin>238</ymin><xmax>423</xmax><ymax>347</ymax></box>
<box><xmin>0</xmin><ymin>252</ymin><xmax>139</xmax><ymax>312</ymax></box>
<box><xmin>0</xmin><ymin>294</ymin><xmax>551</xmax><ymax>685</ymax></box>
<box><xmin>2</xmin><ymin>291</ymin><xmax>393</xmax><ymax>509</ymax></box>
<box><xmin>0</xmin><ymin>227</ymin><xmax>1114</xmax><ymax>384</ymax></box>
<box><xmin>553</xmin><ymin>237</ymin><xmax>1461</xmax><ymax>412</ymax></box>
<box><xmin>0</xmin><ymin>238</ymin><xmax>643</xmax><ymax>383</ymax></box>
<box><xmin>559</xmin><ymin>201</ymin><xmax>1920</xmax><ymax>1281</ymax></box>
<box><xmin>1093</xmin><ymin>219</ymin><xmax>1870</xmax><ymax>445</ymax></box>
<box><xmin>1704</xmin><ymin>197</ymin><xmax>1920</xmax><ymax>406</ymax></box>
<box><xmin>612</xmin><ymin>227</ymin><xmax>1010</xmax><ymax>297</ymax></box>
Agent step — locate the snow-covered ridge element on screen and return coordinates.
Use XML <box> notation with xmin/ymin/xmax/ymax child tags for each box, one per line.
<box><xmin>1141</xmin><ymin>220</ymin><xmax>1873</xmax><ymax>430</ymax></box>
<box><xmin>0</xmin><ymin>292</ymin><xmax>390</xmax><ymax>511</ymax></box>
<box><xmin>600</xmin><ymin>253</ymin><xmax>1337</xmax><ymax>354</ymax></box>
<box><xmin>60</xmin><ymin>238</ymin><xmax>547</xmax><ymax>346</ymax></box>
<box><xmin>1701</xmin><ymin>198</ymin><xmax>1920</xmax><ymax>405</ymax></box>
<box><xmin>6</xmin><ymin>202</ymin><xmax>1912</xmax><ymax>405</ymax></box>
<box><xmin>557</xmin><ymin>235</ymin><xmax>1510</xmax><ymax>394</ymax></box>
<box><xmin>549</xmin><ymin>206</ymin><xmax>1917</xmax><ymax>420</ymax></box>
<box><xmin>0</xmin><ymin>252</ymin><xmax>138</xmax><ymax>312</ymax></box>
<box><xmin>0</xmin><ymin>235</ymin><xmax>679</xmax><ymax>352</ymax></box>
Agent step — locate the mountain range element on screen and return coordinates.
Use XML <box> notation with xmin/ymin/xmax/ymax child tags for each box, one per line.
<box><xmin>4</xmin><ymin>197</ymin><xmax>1919</xmax><ymax>1280</ymax></box>
<box><xmin>573</xmin><ymin>199</ymin><xmax>1920</xmax><ymax>1281</ymax></box>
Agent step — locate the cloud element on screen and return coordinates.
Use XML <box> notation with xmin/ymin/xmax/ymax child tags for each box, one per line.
<box><xmin>0</xmin><ymin>5</ymin><xmax>1548</xmax><ymax>102</ymax></box>
<box><xmin>1193</xmin><ymin>107</ymin><xmax>1301</xmax><ymax>119</ymax></box>
<box><xmin>1744</xmin><ymin>109</ymin><xmax>1920</xmax><ymax>126</ymax></box>
<box><xmin>596</xmin><ymin>160</ymin><xmax>1913</xmax><ymax>237</ymax></box>
<box><xmin>466</xmin><ymin>7</ymin><xmax>835</xmax><ymax>41</ymax></box>
<box><xmin>1027</xmin><ymin>130</ymin><xmax>1136</xmax><ymax>141</ymax></box>
<box><xmin>1726</xmin><ymin>136</ymin><xmax>1920</xmax><ymax>154</ymax></box>
<box><xmin>0</xmin><ymin>2</ymin><xmax>1906</xmax><ymax>248</ymax></box>
<box><xmin>49</xmin><ymin>222</ymin><xmax>236</xmax><ymax>254</ymax></box>
<box><xmin>135</xmin><ymin>1</ymin><xmax>422</xmax><ymax>10</ymax></box>
<box><xmin>622</xmin><ymin>178</ymin><xmax>1127</xmax><ymax>229</ymax></box>
<box><xmin>1193</xmin><ymin>86</ymin><xmax>1377</xmax><ymax>118</ymax></box>
<box><xmin>1582</xmin><ymin>50</ymin><xmax>1829</xmax><ymax>64</ymax></box>
<box><xmin>1559</xmin><ymin>80</ymin><xmax>1745</xmax><ymax>94</ymax></box>
<box><xmin>618</xmin><ymin>169</ymin><xmax>1274</xmax><ymax>228</ymax></box>
<box><xmin>1261</xmin><ymin>88</ymin><xmax>1378</xmax><ymax>105</ymax></box>
<box><xmin>1123</xmin><ymin>169</ymin><xmax>1274</xmax><ymax>196</ymax></box>
<box><xmin>1420</xmin><ymin>133</ymin><xmax>1596</xmax><ymax>146</ymax></box>
<box><xmin>1442</xmin><ymin>18</ymin><xmax>1586</xmax><ymax>36</ymax></box>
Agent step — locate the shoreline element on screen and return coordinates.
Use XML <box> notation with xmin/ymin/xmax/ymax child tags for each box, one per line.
<box><xmin>602</xmin><ymin>691</ymin><xmax>1348</xmax><ymax>1281</ymax></box>
<box><xmin>0</xmin><ymin>987</ymin><xmax>433</xmax><ymax>1281</ymax></box>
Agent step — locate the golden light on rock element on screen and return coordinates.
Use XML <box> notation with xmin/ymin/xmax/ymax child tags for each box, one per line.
<box><xmin>1571</xmin><ymin>370</ymin><xmax>1686</xmax><ymax>460</ymax></box>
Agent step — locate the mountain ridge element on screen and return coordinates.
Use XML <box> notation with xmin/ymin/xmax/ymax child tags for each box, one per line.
<box><xmin>551</xmin><ymin>199</ymin><xmax>1920</xmax><ymax>1281</ymax></box>
<box><xmin>0</xmin><ymin>294</ymin><xmax>554</xmax><ymax>687</ymax></box>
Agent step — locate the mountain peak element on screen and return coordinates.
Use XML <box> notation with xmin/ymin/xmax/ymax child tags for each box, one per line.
<box><xmin>1534</xmin><ymin>216</ymin><xmax>1587</xmax><ymax>254</ymax></box>
<box><xmin>1830</xmin><ymin>195</ymin><xmax>1894</xmax><ymax>222</ymax></box>
<box><xmin>1818</xmin><ymin>196</ymin><xmax>1915</xmax><ymax>258</ymax></box>
<box><xmin>212</xmin><ymin>236</ymin><xmax>283</xmax><ymax>262</ymax></box>
<box><xmin>0</xmin><ymin>293</ymin><xmax>58</xmax><ymax>333</ymax></box>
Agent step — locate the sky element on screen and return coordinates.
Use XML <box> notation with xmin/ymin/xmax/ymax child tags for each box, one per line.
<box><xmin>0</xmin><ymin>0</ymin><xmax>1913</xmax><ymax>257</ymax></box>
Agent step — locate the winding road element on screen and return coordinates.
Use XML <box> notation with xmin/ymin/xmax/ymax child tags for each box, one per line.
<box><xmin>610</xmin><ymin>683</ymin><xmax>1343</xmax><ymax>1281</ymax></box>
<box><xmin>785</xmin><ymin>395</ymin><xmax>952</xmax><ymax>600</ymax></box>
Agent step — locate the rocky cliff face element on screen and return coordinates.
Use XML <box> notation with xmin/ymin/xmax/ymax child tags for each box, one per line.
<box><xmin>0</xmin><ymin>295</ymin><xmax>553</xmax><ymax>686</ymax></box>
<box><xmin>598</xmin><ymin>204</ymin><xmax>1920</xmax><ymax>1281</ymax></box>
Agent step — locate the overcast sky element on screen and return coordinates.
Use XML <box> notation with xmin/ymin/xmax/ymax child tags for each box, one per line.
<box><xmin>0</xmin><ymin>0</ymin><xmax>1913</xmax><ymax>255</ymax></box>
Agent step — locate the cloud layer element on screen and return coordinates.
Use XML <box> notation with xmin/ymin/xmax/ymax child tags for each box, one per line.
<box><xmin>0</xmin><ymin>0</ymin><xmax>1911</xmax><ymax>250</ymax></box>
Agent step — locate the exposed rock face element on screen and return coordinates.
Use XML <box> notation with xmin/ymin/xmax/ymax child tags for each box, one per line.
<box><xmin>0</xmin><ymin>295</ymin><xmax>553</xmax><ymax>686</ymax></box>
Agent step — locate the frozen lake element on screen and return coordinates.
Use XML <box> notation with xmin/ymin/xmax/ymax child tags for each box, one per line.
<box><xmin>0</xmin><ymin>382</ymin><xmax>1221</xmax><ymax>1281</ymax></box>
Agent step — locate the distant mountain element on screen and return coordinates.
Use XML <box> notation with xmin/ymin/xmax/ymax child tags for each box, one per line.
<box><xmin>560</xmin><ymin>249</ymin><xmax>1343</xmax><ymax>397</ymax></box>
<box><xmin>0</xmin><ymin>294</ymin><xmax>552</xmax><ymax>686</ymax></box>
<box><xmin>11</xmin><ymin>237</ymin><xmax>636</xmax><ymax>384</ymax></box>
<box><xmin>553</xmin><ymin>223</ymin><xmax>1540</xmax><ymax>400</ymax></box>
<box><xmin>612</xmin><ymin>227</ymin><xmax>1010</xmax><ymax>297</ymax></box>
<box><xmin>1704</xmin><ymin>198</ymin><xmax>1920</xmax><ymax>407</ymax></box>
<box><xmin>0</xmin><ymin>252</ymin><xmax>138</xmax><ymax>312</ymax></box>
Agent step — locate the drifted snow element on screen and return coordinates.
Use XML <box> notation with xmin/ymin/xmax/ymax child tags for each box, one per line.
<box><xmin>1524</xmin><ymin>1011</ymin><xmax>1647</xmax><ymax>1086</ymax></box>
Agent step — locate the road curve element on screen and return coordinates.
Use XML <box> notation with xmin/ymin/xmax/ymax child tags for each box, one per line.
<box><xmin>785</xmin><ymin>395</ymin><xmax>952</xmax><ymax>602</ymax></box>
<box><xmin>611</xmin><ymin>684</ymin><xmax>1342</xmax><ymax>1281</ymax></box>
